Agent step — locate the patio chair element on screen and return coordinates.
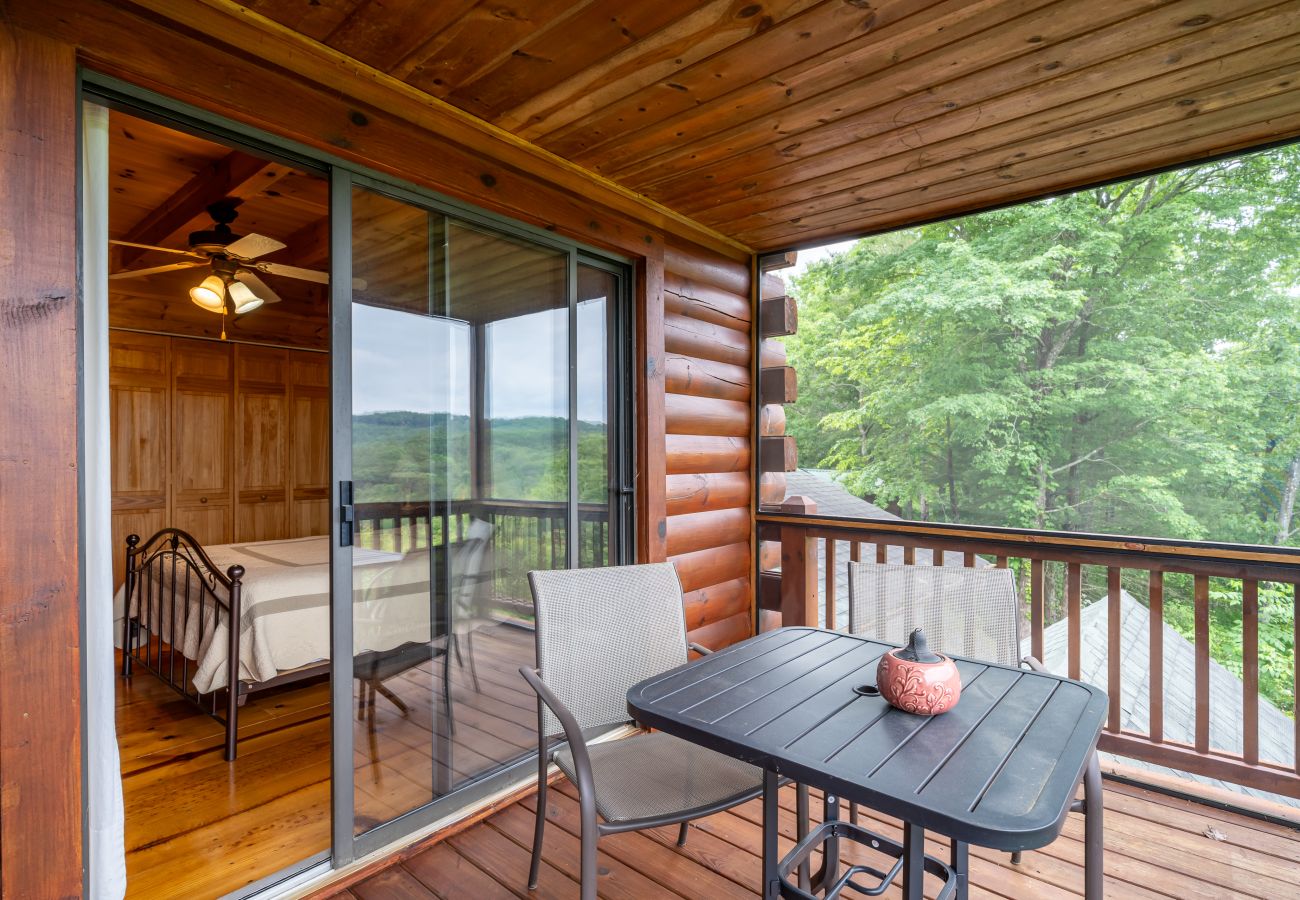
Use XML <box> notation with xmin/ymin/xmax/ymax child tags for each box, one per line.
<box><xmin>846</xmin><ymin>560</ymin><xmax>1102</xmax><ymax>896</ymax></box>
<box><xmin>520</xmin><ymin>563</ymin><xmax>769</xmax><ymax>900</ymax></box>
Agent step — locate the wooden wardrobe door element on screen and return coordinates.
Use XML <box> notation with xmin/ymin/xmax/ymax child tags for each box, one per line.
<box><xmin>109</xmin><ymin>333</ymin><xmax>170</xmax><ymax>587</ymax></box>
<box><xmin>171</xmin><ymin>338</ymin><xmax>233</xmax><ymax>545</ymax></box>
<box><xmin>289</xmin><ymin>352</ymin><xmax>330</xmax><ymax>538</ymax></box>
<box><xmin>235</xmin><ymin>346</ymin><xmax>290</xmax><ymax>542</ymax></box>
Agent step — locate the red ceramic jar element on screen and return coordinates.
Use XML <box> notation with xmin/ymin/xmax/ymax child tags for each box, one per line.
<box><xmin>876</xmin><ymin>628</ymin><xmax>961</xmax><ymax>716</ymax></box>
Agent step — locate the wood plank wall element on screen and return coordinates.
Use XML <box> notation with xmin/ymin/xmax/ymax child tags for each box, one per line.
<box><xmin>0</xmin><ymin>23</ymin><xmax>84</xmax><ymax>900</ymax></box>
<box><xmin>662</xmin><ymin>237</ymin><xmax>755</xmax><ymax>651</ymax></box>
<box><xmin>0</xmin><ymin>8</ymin><xmax>760</xmax><ymax>891</ymax></box>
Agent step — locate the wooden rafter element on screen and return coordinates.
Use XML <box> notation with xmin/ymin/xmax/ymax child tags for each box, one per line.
<box><xmin>118</xmin><ymin>150</ymin><xmax>296</xmax><ymax>266</ymax></box>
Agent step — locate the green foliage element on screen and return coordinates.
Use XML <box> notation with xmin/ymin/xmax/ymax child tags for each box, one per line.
<box><xmin>786</xmin><ymin>145</ymin><xmax>1300</xmax><ymax>716</ymax></box>
<box><xmin>353</xmin><ymin>412</ymin><xmax>608</xmax><ymax>503</ymax></box>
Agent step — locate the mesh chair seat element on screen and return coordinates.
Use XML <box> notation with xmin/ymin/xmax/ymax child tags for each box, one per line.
<box><xmin>555</xmin><ymin>731</ymin><xmax>763</xmax><ymax>824</ymax></box>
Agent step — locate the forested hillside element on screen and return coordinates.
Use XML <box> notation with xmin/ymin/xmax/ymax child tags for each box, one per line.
<box><xmin>786</xmin><ymin>144</ymin><xmax>1300</xmax><ymax>714</ymax></box>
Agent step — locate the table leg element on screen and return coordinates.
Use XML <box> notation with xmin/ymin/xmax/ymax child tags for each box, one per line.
<box><xmin>763</xmin><ymin>770</ymin><xmax>781</xmax><ymax>900</ymax></box>
<box><xmin>902</xmin><ymin>822</ymin><xmax>924</xmax><ymax>900</ymax></box>
<box><xmin>950</xmin><ymin>840</ymin><xmax>969</xmax><ymax>900</ymax></box>
<box><xmin>795</xmin><ymin>783</ymin><xmax>810</xmax><ymax>892</ymax></box>
<box><xmin>823</xmin><ymin>794</ymin><xmax>840</xmax><ymax>883</ymax></box>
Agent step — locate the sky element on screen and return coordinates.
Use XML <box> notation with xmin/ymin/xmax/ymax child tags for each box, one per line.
<box><xmin>783</xmin><ymin>238</ymin><xmax>859</xmax><ymax>282</ymax></box>
<box><xmin>351</xmin><ymin>298</ymin><xmax>608</xmax><ymax>421</ymax></box>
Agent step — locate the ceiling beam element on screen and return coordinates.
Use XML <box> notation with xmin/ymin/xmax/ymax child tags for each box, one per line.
<box><xmin>117</xmin><ymin>150</ymin><xmax>295</xmax><ymax>267</ymax></box>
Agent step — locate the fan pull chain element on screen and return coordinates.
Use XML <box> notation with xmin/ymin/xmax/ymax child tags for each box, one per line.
<box><xmin>220</xmin><ymin>309</ymin><xmax>228</xmax><ymax>341</ymax></box>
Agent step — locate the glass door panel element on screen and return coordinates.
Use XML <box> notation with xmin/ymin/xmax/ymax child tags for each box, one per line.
<box><xmin>346</xmin><ymin>187</ymin><xmax>575</xmax><ymax>839</ymax></box>
<box><xmin>349</xmin><ymin>186</ymin><xmax>449</xmax><ymax>832</ymax></box>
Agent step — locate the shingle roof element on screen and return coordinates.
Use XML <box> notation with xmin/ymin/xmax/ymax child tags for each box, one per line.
<box><xmin>784</xmin><ymin>469</ymin><xmax>983</xmax><ymax>628</ymax></box>
<box><xmin>1033</xmin><ymin>590</ymin><xmax>1298</xmax><ymax>808</ymax></box>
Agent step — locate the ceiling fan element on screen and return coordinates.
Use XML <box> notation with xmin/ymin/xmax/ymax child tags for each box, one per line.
<box><xmin>109</xmin><ymin>198</ymin><xmax>345</xmax><ymax>337</ymax></box>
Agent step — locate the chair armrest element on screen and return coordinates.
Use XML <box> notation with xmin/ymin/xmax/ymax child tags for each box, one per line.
<box><xmin>688</xmin><ymin>642</ymin><xmax>715</xmax><ymax>656</ymax></box>
<box><xmin>1020</xmin><ymin>655</ymin><xmax>1048</xmax><ymax>673</ymax></box>
<box><xmin>519</xmin><ymin>667</ymin><xmax>597</xmax><ymax>796</ymax></box>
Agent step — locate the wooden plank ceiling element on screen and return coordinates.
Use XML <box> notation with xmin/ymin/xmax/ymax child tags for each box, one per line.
<box><xmin>107</xmin><ymin>111</ymin><xmax>332</xmax><ymax>347</ymax></box>
<box><xmin>241</xmin><ymin>0</ymin><xmax>1300</xmax><ymax>251</ymax></box>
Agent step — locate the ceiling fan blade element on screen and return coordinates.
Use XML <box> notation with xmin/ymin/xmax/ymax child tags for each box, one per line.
<box><xmin>235</xmin><ymin>270</ymin><xmax>283</xmax><ymax>305</ymax></box>
<box><xmin>109</xmin><ymin>239</ymin><xmax>204</xmax><ymax>258</ymax></box>
<box><xmin>225</xmin><ymin>233</ymin><xmax>287</xmax><ymax>260</ymax></box>
<box><xmin>257</xmin><ymin>261</ymin><xmax>368</xmax><ymax>290</ymax></box>
<box><xmin>256</xmin><ymin>261</ymin><xmax>328</xmax><ymax>284</ymax></box>
<box><xmin>109</xmin><ymin>261</ymin><xmax>206</xmax><ymax>280</ymax></box>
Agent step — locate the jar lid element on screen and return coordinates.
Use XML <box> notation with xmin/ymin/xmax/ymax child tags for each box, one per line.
<box><xmin>896</xmin><ymin>627</ymin><xmax>942</xmax><ymax>664</ymax></box>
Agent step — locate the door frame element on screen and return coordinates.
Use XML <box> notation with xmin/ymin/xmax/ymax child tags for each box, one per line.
<box><xmin>81</xmin><ymin>69</ymin><xmax>636</xmax><ymax>885</ymax></box>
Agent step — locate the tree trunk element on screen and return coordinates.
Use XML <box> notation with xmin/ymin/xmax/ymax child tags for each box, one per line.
<box><xmin>1277</xmin><ymin>453</ymin><xmax>1300</xmax><ymax>544</ymax></box>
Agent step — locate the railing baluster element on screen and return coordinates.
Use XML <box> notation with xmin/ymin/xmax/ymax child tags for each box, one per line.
<box><xmin>1242</xmin><ymin>578</ymin><xmax>1259</xmax><ymax>766</ymax></box>
<box><xmin>1107</xmin><ymin>567</ymin><xmax>1121</xmax><ymax>733</ymax></box>
<box><xmin>963</xmin><ymin>551</ymin><xmax>975</xmax><ymax>568</ymax></box>
<box><xmin>995</xmin><ymin>555</ymin><xmax>1008</xmax><ymax>568</ymax></box>
<box><xmin>1149</xmin><ymin>571</ymin><xmax>1163</xmax><ymax>744</ymax></box>
<box><xmin>1030</xmin><ymin>559</ymin><xmax>1045</xmax><ymax>663</ymax></box>
<box><xmin>903</xmin><ymin>545</ymin><xmax>915</xmax><ymax>566</ymax></box>
<box><xmin>1194</xmin><ymin>574</ymin><xmax>1210</xmax><ymax>755</ymax></box>
<box><xmin>1293</xmin><ymin>582</ymin><xmax>1298</xmax><ymax>776</ymax></box>
<box><xmin>932</xmin><ymin>547</ymin><xmax>944</xmax><ymax>566</ymax></box>
<box><xmin>1067</xmin><ymin>562</ymin><xmax>1081</xmax><ymax>681</ymax></box>
<box><xmin>824</xmin><ymin>538</ymin><xmax>836</xmax><ymax>631</ymax></box>
<box><xmin>874</xmin><ymin>542</ymin><xmax>885</xmax><ymax>564</ymax></box>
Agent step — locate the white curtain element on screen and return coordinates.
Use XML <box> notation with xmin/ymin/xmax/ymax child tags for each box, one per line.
<box><xmin>82</xmin><ymin>100</ymin><xmax>128</xmax><ymax>900</ymax></box>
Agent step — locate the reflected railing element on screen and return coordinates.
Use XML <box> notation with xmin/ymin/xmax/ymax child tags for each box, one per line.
<box><xmin>758</xmin><ymin>503</ymin><xmax>1300</xmax><ymax>807</ymax></box>
<box><xmin>353</xmin><ymin>498</ymin><xmax>609</xmax><ymax>621</ymax></box>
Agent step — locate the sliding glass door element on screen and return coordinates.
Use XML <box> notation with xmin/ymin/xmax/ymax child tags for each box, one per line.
<box><xmin>333</xmin><ymin>175</ymin><xmax>629</xmax><ymax>854</ymax></box>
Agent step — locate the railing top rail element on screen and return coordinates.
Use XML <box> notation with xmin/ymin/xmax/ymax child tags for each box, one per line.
<box><xmin>757</xmin><ymin>511</ymin><xmax>1300</xmax><ymax>576</ymax></box>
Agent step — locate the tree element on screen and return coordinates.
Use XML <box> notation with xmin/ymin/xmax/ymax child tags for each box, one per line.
<box><xmin>785</xmin><ymin>145</ymin><xmax>1300</xmax><ymax>716</ymax></box>
<box><xmin>787</xmin><ymin>146</ymin><xmax>1300</xmax><ymax>546</ymax></box>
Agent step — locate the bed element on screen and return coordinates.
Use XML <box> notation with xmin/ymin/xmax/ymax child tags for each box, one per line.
<box><xmin>115</xmin><ymin>523</ymin><xmax>492</xmax><ymax>761</ymax></box>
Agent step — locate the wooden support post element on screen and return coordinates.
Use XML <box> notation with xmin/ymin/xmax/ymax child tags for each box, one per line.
<box><xmin>0</xmin><ymin>24</ymin><xmax>83</xmax><ymax>898</ymax></box>
<box><xmin>779</xmin><ymin>497</ymin><xmax>818</xmax><ymax>628</ymax></box>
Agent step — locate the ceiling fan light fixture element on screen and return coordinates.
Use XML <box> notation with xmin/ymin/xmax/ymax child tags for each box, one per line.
<box><xmin>189</xmin><ymin>274</ymin><xmax>226</xmax><ymax>312</ymax></box>
<box><xmin>228</xmin><ymin>280</ymin><xmax>264</xmax><ymax>315</ymax></box>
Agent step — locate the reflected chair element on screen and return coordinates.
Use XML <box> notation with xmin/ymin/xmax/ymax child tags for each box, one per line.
<box><xmin>353</xmin><ymin>546</ymin><xmax>454</xmax><ymax>771</ymax></box>
<box><xmin>846</xmin><ymin>561</ymin><xmax>1102</xmax><ymax>896</ymax></box>
<box><xmin>520</xmin><ymin>563</ymin><xmax>768</xmax><ymax>900</ymax></box>
<box><xmin>448</xmin><ymin>518</ymin><xmax>494</xmax><ymax>693</ymax></box>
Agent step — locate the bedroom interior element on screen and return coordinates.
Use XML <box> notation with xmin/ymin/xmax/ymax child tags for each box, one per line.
<box><xmin>103</xmin><ymin>107</ymin><xmax>617</xmax><ymax>898</ymax></box>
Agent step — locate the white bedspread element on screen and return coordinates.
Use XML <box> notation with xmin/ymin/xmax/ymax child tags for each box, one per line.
<box><xmin>113</xmin><ymin>535</ymin><xmax>438</xmax><ymax>692</ymax></box>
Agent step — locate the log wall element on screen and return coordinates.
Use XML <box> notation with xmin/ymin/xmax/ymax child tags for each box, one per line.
<box><xmin>662</xmin><ymin>238</ymin><xmax>755</xmax><ymax>651</ymax></box>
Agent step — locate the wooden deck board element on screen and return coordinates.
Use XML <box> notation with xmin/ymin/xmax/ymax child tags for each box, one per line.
<box><xmin>118</xmin><ymin>623</ymin><xmax>538</xmax><ymax>900</ymax></box>
<box><xmin>340</xmin><ymin>770</ymin><xmax>1300</xmax><ymax>900</ymax></box>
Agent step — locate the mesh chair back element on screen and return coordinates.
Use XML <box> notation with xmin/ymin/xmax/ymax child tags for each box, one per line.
<box><xmin>529</xmin><ymin>563</ymin><xmax>688</xmax><ymax>737</ymax></box>
<box><xmin>846</xmin><ymin>562</ymin><xmax>1021</xmax><ymax>666</ymax></box>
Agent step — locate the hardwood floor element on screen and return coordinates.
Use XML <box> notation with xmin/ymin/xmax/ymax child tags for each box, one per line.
<box><xmin>337</xmin><ymin>777</ymin><xmax>1300</xmax><ymax>899</ymax></box>
<box><xmin>117</xmin><ymin>624</ymin><xmax>538</xmax><ymax>899</ymax></box>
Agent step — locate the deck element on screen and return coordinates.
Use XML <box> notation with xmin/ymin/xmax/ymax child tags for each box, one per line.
<box><xmin>332</xmin><ymin>777</ymin><xmax>1300</xmax><ymax>899</ymax></box>
<box><xmin>117</xmin><ymin>623</ymin><xmax>538</xmax><ymax>900</ymax></box>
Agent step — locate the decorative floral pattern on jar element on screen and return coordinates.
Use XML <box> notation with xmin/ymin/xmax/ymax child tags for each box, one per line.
<box><xmin>876</xmin><ymin>628</ymin><xmax>961</xmax><ymax>716</ymax></box>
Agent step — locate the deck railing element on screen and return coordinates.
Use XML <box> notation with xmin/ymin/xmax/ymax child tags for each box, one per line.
<box><xmin>354</xmin><ymin>498</ymin><xmax>610</xmax><ymax>611</ymax></box>
<box><xmin>758</xmin><ymin>500</ymin><xmax>1300</xmax><ymax>802</ymax></box>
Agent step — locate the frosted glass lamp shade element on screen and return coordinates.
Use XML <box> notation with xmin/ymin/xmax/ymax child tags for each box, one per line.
<box><xmin>189</xmin><ymin>274</ymin><xmax>226</xmax><ymax>311</ymax></box>
<box><xmin>228</xmin><ymin>280</ymin><xmax>264</xmax><ymax>314</ymax></box>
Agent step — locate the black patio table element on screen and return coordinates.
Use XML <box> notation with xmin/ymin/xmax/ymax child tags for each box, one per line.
<box><xmin>627</xmin><ymin>626</ymin><xmax>1108</xmax><ymax>900</ymax></box>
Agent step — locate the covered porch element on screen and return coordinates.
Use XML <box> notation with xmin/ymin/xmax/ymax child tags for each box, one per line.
<box><xmin>3</xmin><ymin>1</ymin><xmax>1300</xmax><ymax>898</ymax></box>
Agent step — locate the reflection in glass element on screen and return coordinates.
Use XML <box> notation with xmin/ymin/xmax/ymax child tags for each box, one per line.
<box><xmin>349</xmin><ymin>192</ymin><xmax>579</xmax><ymax>835</ymax></box>
<box><xmin>577</xmin><ymin>266</ymin><xmax>615</xmax><ymax>568</ymax></box>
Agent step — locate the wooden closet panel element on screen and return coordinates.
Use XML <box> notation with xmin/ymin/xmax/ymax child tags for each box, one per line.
<box><xmin>171</xmin><ymin>339</ymin><xmax>233</xmax><ymax>545</ymax></box>
<box><xmin>236</xmin><ymin>346</ymin><xmax>290</xmax><ymax>541</ymax></box>
<box><xmin>109</xmin><ymin>332</ymin><xmax>170</xmax><ymax>586</ymax></box>
<box><xmin>289</xmin><ymin>352</ymin><xmax>330</xmax><ymax>538</ymax></box>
